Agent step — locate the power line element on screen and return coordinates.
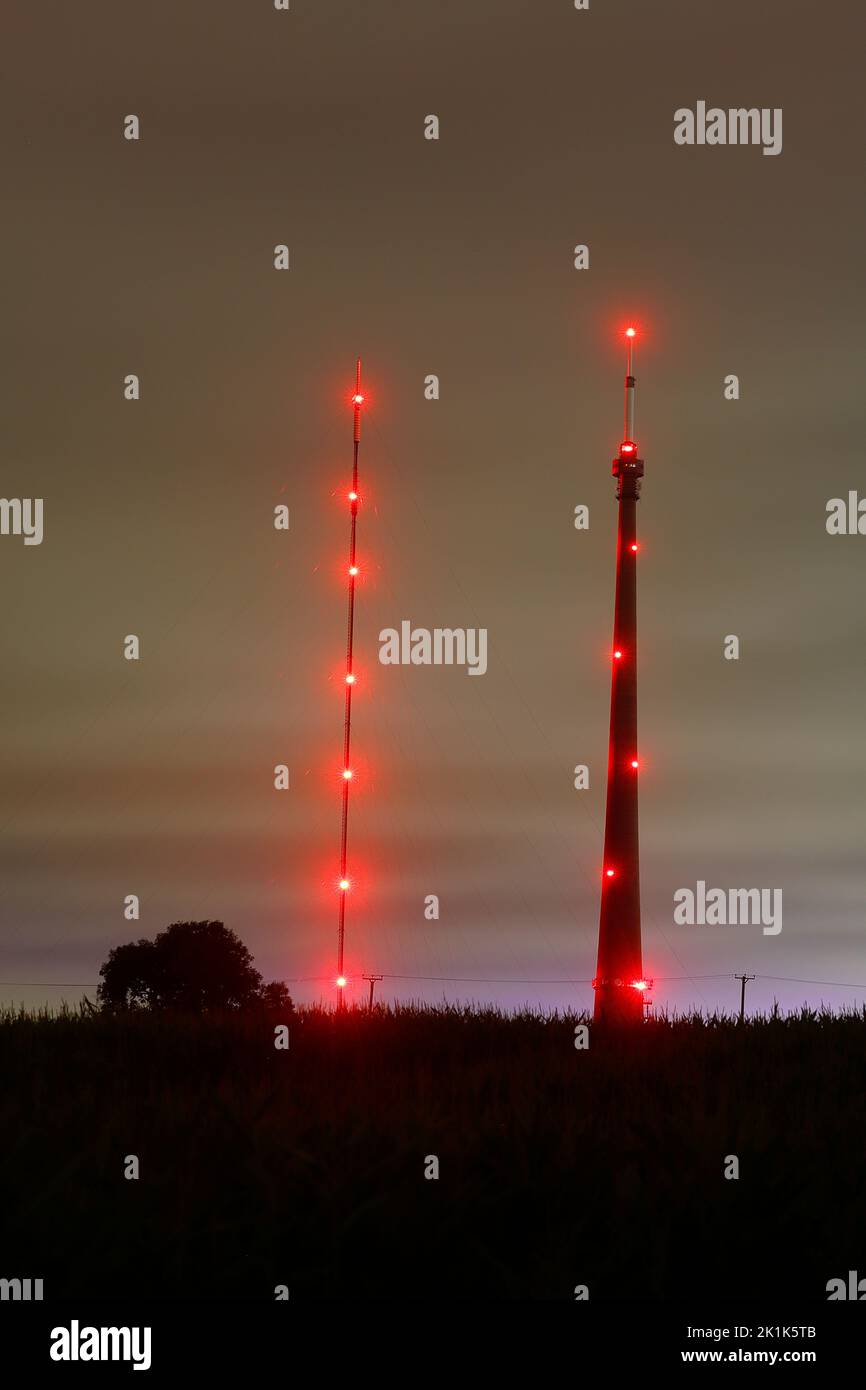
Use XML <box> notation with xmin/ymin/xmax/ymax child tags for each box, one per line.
<box><xmin>3</xmin><ymin>972</ymin><xmax>866</xmax><ymax>990</ymax></box>
<box><xmin>752</xmin><ymin>974</ymin><xmax>866</xmax><ymax>989</ymax></box>
<box><xmin>379</xmin><ymin>975</ymin><xmax>596</xmax><ymax>984</ymax></box>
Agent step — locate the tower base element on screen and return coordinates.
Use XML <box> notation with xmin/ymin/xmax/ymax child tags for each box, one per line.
<box><xmin>593</xmin><ymin>979</ymin><xmax>646</xmax><ymax>1025</ymax></box>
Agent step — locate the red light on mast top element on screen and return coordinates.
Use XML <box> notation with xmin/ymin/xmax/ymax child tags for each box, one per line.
<box><xmin>625</xmin><ymin>327</ymin><xmax>636</xmax><ymax>339</ymax></box>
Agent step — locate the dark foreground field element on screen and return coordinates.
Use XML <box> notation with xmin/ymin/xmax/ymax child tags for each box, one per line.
<box><xmin>1</xmin><ymin>1004</ymin><xmax>864</xmax><ymax>1301</ymax></box>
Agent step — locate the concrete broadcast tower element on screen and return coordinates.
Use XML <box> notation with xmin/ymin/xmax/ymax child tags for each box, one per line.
<box><xmin>593</xmin><ymin>328</ymin><xmax>648</xmax><ymax>1024</ymax></box>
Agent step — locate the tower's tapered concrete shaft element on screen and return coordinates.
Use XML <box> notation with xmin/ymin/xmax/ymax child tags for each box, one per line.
<box><xmin>594</xmin><ymin>330</ymin><xmax>645</xmax><ymax>1023</ymax></box>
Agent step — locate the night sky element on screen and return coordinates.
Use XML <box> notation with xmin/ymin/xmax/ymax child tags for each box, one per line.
<box><xmin>2</xmin><ymin>0</ymin><xmax>863</xmax><ymax>1015</ymax></box>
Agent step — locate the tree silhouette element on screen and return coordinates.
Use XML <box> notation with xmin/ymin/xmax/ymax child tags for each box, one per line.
<box><xmin>98</xmin><ymin>920</ymin><xmax>292</xmax><ymax>1013</ymax></box>
<box><xmin>257</xmin><ymin>980</ymin><xmax>295</xmax><ymax>1012</ymax></box>
<box><xmin>97</xmin><ymin>938</ymin><xmax>157</xmax><ymax>1008</ymax></box>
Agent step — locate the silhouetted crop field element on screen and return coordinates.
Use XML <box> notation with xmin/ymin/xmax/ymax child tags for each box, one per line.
<box><xmin>1</xmin><ymin>1003</ymin><xmax>864</xmax><ymax>1301</ymax></box>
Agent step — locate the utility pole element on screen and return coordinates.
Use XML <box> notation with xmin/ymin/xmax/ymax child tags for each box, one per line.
<box><xmin>641</xmin><ymin>979</ymin><xmax>655</xmax><ymax>1021</ymax></box>
<box><xmin>362</xmin><ymin>973</ymin><xmax>383</xmax><ymax>1011</ymax></box>
<box><xmin>734</xmin><ymin>974</ymin><xmax>755</xmax><ymax>1022</ymax></box>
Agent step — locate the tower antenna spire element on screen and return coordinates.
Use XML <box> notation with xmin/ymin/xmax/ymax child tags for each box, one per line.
<box><xmin>625</xmin><ymin>326</ymin><xmax>636</xmax><ymax>442</ymax></box>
